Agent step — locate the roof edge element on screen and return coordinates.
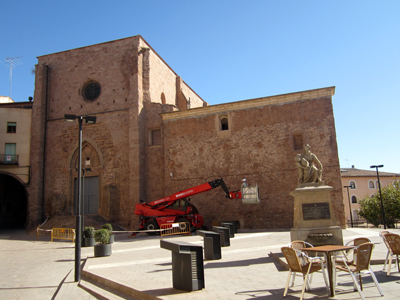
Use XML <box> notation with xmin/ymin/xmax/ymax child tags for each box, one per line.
<box><xmin>161</xmin><ymin>86</ymin><xmax>335</xmax><ymax>121</ymax></box>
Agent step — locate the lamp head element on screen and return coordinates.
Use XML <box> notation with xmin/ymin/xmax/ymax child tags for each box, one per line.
<box><xmin>84</xmin><ymin>116</ymin><xmax>97</xmax><ymax>124</ymax></box>
<box><xmin>370</xmin><ymin>165</ymin><xmax>384</xmax><ymax>169</ymax></box>
<box><xmin>64</xmin><ymin>114</ymin><xmax>77</xmax><ymax>122</ymax></box>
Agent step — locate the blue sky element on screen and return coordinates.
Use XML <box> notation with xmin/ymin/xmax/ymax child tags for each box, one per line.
<box><xmin>1</xmin><ymin>1</ymin><xmax>399</xmax><ymax>173</ymax></box>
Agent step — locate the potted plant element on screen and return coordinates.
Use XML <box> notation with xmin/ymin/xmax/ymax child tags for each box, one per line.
<box><xmin>83</xmin><ymin>226</ymin><xmax>95</xmax><ymax>247</ymax></box>
<box><xmin>94</xmin><ymin>229</ymin><xmax>111</xmax><ymax>257</ymax></box>
<box><xmin>102</xmin><ymin>223</ymin><xmax>114</xmax><ymax>244</ymax></box>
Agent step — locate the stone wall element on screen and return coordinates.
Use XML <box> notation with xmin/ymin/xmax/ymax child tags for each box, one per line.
<box><xmin>162</xmin><ymin>91</ymin><xmax>344</xmax><ymax>229</ymax></box>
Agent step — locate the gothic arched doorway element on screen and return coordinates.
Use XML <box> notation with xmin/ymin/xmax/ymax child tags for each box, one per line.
<box><xmin>0</xmin><ymin>173</ymin><xmax>27</xmax><ymax>228</ymax></box>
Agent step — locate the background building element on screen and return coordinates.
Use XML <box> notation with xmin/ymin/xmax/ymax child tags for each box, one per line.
<box><xmin>341</xmin><ymin>166</ymin><xmax>400</xmax><ymax>226</ymax></box>
<box><xmin>0</xmin><ymin>98</ymin><xmax>33</xmax><ymax>228</ymax></box>
<box><xmin>27</xmin><ymin>35</ymin><xmax>345</xmax><ymax>230</ymax></box>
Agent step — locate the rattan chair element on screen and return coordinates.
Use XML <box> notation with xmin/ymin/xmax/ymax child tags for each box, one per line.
<box><xmin>281</xmin><ymin>246</ymin><xmax>329</xmax><ymax>300</ymax></box>
<box><xmin>288</xmin><ymin>240</ymin><xmax>318</xmax><ymax>288</ymax></box>
<box><xmin>379</xmin><ymin>230</ymin><xmax>391</xmax><ymax>271</ymax></box>
<box><xmin>381</xmin><ymin>233</ymin><xmax>400</xmax><ymax>276</ymax></box>
<box><xmin>340</xmin><ymin>237</ymin><xmax>371</xmax><ymax>266</ymax></box>
<box><xmin>334</xmin><ymin>242</ymin><xmax>384</xmax><ymax>300</ymax></box>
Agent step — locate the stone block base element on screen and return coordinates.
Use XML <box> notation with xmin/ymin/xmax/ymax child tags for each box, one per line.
<box><xmin>290</xmin><ymin>226</ymin><xmax>343</xmax><ymax>246</ymax></box>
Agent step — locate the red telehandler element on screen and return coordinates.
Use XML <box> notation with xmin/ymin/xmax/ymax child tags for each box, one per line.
<box><xmin>134</xmin><ymin>178</ymin><xmax>241</xmax><ymax>234</ymax></box>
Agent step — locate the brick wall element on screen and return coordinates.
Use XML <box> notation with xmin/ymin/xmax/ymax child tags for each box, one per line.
<box><xmin>162</xmin><ymin>94</ymin><xmax>344</xmax><ymax>229</ymax></box>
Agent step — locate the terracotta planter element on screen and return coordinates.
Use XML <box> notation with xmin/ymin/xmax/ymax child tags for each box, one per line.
<box><xmin>94</xmin><ymin>244</ymin><xmax>112</xmax><ymax>257</ymax></box>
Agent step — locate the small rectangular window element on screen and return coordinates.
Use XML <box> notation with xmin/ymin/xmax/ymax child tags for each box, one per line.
<box><xmin>149</xmin><ymin>129</ymin><xmax>161</xmax><ymax>146</ymax></box>
<box><xmin>293</xmin><ymin>133</ymin><xmax>303</xmax><ymax>150</ymax></box>
<box><xmin>7</xmin><ymin>122</ymin><xmax>16</xmax><ymax>133</ymax></box>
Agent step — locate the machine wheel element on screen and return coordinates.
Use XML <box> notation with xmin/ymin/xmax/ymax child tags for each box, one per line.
<box><xmin>176</xmin><ymin>218</ymin><xmax>190</xmax><ymax>231</ymax></box>
<box><xmin>144</xmin><ymin>220</ymin><xmax>159</xmax><ymax>235</ymax></box>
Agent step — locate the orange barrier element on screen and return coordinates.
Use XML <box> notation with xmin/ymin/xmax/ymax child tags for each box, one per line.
<box><xmin>160</xmin><ymin>222</ymin><xmax>190</xmax><ymax>239</ymax></box>
<box><xmin>51</xmin><ymin>228</ymin><xmax>75</xmax><ymax>243</ymax></box>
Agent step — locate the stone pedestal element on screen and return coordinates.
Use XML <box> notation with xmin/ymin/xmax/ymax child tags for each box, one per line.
<box><xmin>290</xmin><ymin>183</ymin><xmax>343</xmax><ymax>246</ymax></box>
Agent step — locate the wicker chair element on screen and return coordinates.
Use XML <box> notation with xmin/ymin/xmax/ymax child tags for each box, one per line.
<box><xmin>379</xmin><ymin>230</ymin><xmax>391</xmax><ymax>271</ymax></box>
<box><xmin>381</xmin><ymin>233</ymin><xmax>400</xmax><ymax>276</ymax></box>
<box><xmin>340</xmin><ymin>237</ymin><xmax>371</xmax><ymax>266</ymax></box>
<box><xmin>281</xmin><ymin>246</ymin><xmax>328</xmax><ymax>300</ymax></box>
<box><xmin>288</xmin><ymin>240</ymin><xmax>319</xmax><ymax>288</ymax></box>
<box><xmin>334</xmin><ymin>242</ymin><xmax>383</xmax><ymax>300</ymax></box>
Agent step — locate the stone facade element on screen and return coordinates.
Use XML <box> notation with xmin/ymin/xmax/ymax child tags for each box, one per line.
<box><xmin>27</xmin><ymin>35</ymin><xmax>344</xmax><ymax>230</ymax></box>
<box><xmin>162</xmin><ymin>88</ymin><xmax>344</xmax><ymax>229</ymax></box>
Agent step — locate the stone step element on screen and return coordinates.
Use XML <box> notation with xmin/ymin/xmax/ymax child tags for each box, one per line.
<box><xmin>81</xmin><ymin>270</ymin><xmax>161</xmax><ymax>300</ymax></box>
<box><xmin>79</xmin><ymin>277</ymin><xmax>138</xmax><ymax>300</ymax></box>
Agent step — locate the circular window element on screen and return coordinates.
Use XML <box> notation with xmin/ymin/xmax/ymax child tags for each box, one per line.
<box><xmin>82</xmin><ymin>81</ymin><xmax>101</xmax><ymax>101</ymax></box>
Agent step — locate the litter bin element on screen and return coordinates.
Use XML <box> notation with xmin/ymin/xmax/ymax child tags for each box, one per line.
<box><xmin>160</xmin><ymin>240</ymin><xmax>205</xmax><ymax>291</ymax></box>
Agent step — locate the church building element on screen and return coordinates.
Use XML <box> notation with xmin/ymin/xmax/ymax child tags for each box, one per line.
<box><xmin>27</xmin><ymin>35</ymin><xmax>345</xmax><ymax>230</ymax></box>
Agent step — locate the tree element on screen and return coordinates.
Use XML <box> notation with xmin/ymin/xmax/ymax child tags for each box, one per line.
<box><xmin>358</xmin><ymin>180</ymin><xmax>400</xmax><ymax>228</ymax></box>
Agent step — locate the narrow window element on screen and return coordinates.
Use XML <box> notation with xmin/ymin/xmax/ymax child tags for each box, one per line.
<box><xmin>149</xmin><ymin>129</ymin><xmax>161</xmax><ymax>146</ymax></box>
<box><xmin>351</xmin><ymin>195</ymin><xmax>357</xmax><ymax>204</ymax></box>
<box><xmin>7</xmin><ymin>122</ymin><xmax>16</xmax><ymax>133</ymax></box>
<box><xmin>349</xmin><ymin>181</ymin><xmax>356</xmax><ymax>189</ymax></box>
<box><xmin>221</xmin><ymin>117</ymin><xmax>229</xmax><ymax>131</ymax></box>
<box><xmin>293</xmin><ymin>133</ymin><xmax>303</xmax><ymax>150</ymax></box>
<box><xmin>369</xmin><ymin>181</ymin><xmax>375</xmax><ymax>189</ymax></box>
<box><xmin>161</xmin><ymin>93</ymin><xmax>166</xmax><ymax>104</ymax></box>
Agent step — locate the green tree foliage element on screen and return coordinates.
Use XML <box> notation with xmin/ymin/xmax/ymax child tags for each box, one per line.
<box><xmin>358</xmin><ymin>180</ymin><xmax>400</xmax><ymax>228</ymax></box>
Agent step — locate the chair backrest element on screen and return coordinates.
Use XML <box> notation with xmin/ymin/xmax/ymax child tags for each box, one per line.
<box><xmin>384</xmin><ymin>233</ymin><xmax>400</xmax><ymax>255</ymax></box>
<box><xmin>289</xmin><ymin>240</ymin><xmax>313</xmax><ymax>250</ymax></box>
<box><xmin>281</xmin><ymin>247</ymin><xmax>303</xmax><ymax>273</ymax></box>
<box><xmin>379</xmin><ymin>230</ymin><xmax>390</xmax><ymax>237</ymax></box>
<box><xmin>345</xmin><ymin>237</ymin><xmax>371</xmax><ymax>247</ymax></box>
<box><xmin>354</xmin><ymin>242</ymin><xmax>374</xmax><ymax>272</ymax></box>
<box><xmin>354</xmin><ymin>237</ymin><xmax>371</xmax><ymax>246</ymax></box>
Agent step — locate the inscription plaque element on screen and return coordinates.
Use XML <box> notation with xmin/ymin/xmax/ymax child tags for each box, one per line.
<box><xmin>302</xmin><ymin>202</ymin><xmax>331</xmax><ymax>221</ymax></box>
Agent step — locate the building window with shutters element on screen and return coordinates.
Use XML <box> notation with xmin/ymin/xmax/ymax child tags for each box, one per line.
<box><xmin>7</xmin><ymin>122</ymin><xmax>16</xmax><ymax>133</ymax></box>
<box><xmin>368</xmin><ymin>180</ymin><xmax>375</xmax><ymax>189</ymax></box>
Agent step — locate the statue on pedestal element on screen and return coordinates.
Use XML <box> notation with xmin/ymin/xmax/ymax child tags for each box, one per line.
<box><xmin>295</xmin><ymin>144</ymin><xmax>323</xmax><ymax>184</ymax></box>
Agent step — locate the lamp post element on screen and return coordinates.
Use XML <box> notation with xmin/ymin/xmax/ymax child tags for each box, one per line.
<box><xmin>65</xmin><ymin>114</ymin><xmax>96</xmax><ymax>282</ymax></box>
<box><xmin>370</xmin><ymin>165</ymin><xmax>386</xmax><ymax>229</ymax></box>
<box><xmin>81</xmin><ymin>168</ymin><xmax>91</xmax><ymax>234</ymax></box>
<box><xmin>343</xmin><ymin>185</ymin><xmax>354</xmax><ymax>228</ymax></box>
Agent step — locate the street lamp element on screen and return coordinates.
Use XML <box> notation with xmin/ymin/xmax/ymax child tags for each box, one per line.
<box><xmin>370</xmin><ymin>165</ymin><xmax>386</xmax><ymax>229</ymax></box>
<box><xmin>65</xmin><ymin>114</ymin><xmax>97</xmax><ymax>282</ymax></box>
<box><xmin>81</xmin><ymin>168</ymin><xmax>92</xmax><ymax>233</ymax></box>
<box><xmin>343</xmin><ymin>185</ymin><xmax>354</xmax><ymax>228</ymax></box>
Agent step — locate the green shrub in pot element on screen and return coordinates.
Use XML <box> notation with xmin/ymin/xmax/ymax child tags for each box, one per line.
<box><xmin>94</xmin><ymin>229</ymin><xmax>111</xmax><ymax>257</ymax></box>
<box><xmin>102</xmin><ymin>223</ymin><xmax>114</xmax><ymax>243</ymax></box>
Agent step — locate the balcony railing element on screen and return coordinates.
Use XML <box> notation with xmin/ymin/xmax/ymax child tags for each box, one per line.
<box><xmin>0</xmin><ymin>154</ymin><xmax>19</xmax><ymax>165</ymax></box>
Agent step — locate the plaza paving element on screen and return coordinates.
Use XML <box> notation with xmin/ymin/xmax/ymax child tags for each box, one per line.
<box><xmin>1</xmin><ymin>227</ymin><xmax>399</xmax><ymax>299</ymax></box>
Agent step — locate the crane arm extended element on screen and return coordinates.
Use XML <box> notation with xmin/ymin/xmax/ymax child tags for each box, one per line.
<box><xmin>144</xmin><ymin>178</ymin><xmax>240</xmax><ymax>209</ymax></box>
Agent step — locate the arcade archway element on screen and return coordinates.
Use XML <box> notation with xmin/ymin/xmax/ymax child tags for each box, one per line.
<box><xmin>0</xmin><ymin>174</ymin><xmax>27</xmax><ymax>229</ymax></box>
